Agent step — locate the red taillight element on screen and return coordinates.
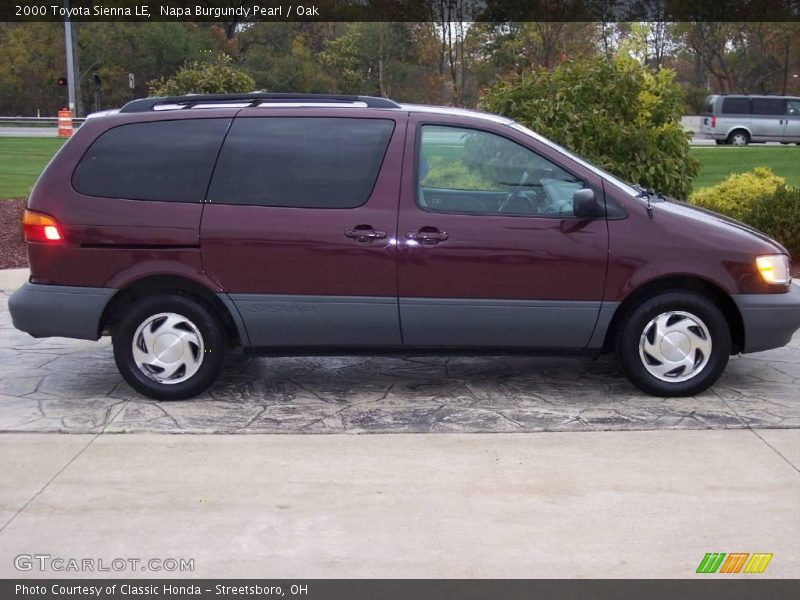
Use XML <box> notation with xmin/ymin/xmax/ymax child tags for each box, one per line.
<box><xmin>23</xmin><ymin>209</ymin><xmax>64</xmax><ymax>243</ymax></box>
<box><xmin>711</xmin><ymin>116</ymin><xmax>717</xmax><ymax>128</ymax></box>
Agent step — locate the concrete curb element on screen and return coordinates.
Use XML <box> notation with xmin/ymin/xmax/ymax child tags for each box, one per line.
<box><xmin>0</xmin><ymin>268</ymin><xmax>29</xmax><ymax>291</ymax></box>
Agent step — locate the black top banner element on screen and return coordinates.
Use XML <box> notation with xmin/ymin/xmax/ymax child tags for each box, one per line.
<box><xmin>3</xmin><ymin>0</ymin><xmax>800</xmax><ymax>22</ymax></box>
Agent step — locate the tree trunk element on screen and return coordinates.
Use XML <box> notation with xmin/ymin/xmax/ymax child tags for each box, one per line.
<box><xmin>782</xmin><ymin>42</ymin><xmax>789</xmax><ymax>95</ymax></box>
<box><xmin>378</xmin><ymin>23</ymin><xmax>386</xmax><ymax>97</ymax></box>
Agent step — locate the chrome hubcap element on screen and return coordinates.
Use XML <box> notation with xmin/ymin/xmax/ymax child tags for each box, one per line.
<box><xmin>639</xmin><ymin>311</ymin><xmax>712</xmax><ymax>383</ymax></box>
<box><xmin>731</xmin><ymin>134</ymin><xmax>747</xmax><ymax>146</ymax></box>
<box><xmin>132</xmin><ymin>312</ymin><xmax>204</xmax><ymax>385</ymax></box>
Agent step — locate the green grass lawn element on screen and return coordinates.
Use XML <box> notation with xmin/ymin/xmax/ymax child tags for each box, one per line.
<box><xmin>0</xmin><ymin>138</ymin><xmax>66</xmax><ymax>199</ymax></box>
<box><xmin>690</xmin><ymin>146</ymin><xmax>800</xmax><ymax>191</ymax></box>
<box><xmin>0</xmin><ymin>137</ymin><xmax>797</xmax><ymax>199</ymax></box>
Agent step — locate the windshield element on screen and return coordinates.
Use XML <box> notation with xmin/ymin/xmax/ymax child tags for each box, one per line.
<box><xmin>509</xmin><ymin>122</ymin><xmax>640</xmax><ymax>197</ymax></box>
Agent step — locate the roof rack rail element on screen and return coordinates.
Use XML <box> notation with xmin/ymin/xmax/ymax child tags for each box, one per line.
<box><xmin>120</xmin><ymin>92</ymin><xmax>401</xmax><ymax>113</ymax></box>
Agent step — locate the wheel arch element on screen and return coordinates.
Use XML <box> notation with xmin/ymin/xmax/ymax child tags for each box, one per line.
<box><xmin>100</xmin><ymin>275</ymin><xmax>245</xmax><ymax>347</ymax></box>
<box><xmin>726</xmin><ymin>126</ymin><xmax>751</xmax><ymax>141</ymax></box>
<box><xmin>603</xmin><ymin>275</ymin><xmax>745</xmax><ymax>355</ymax></box>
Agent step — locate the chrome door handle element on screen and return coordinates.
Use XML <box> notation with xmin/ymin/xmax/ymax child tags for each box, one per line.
<box><xmin>406</xmin><ymin>228</ymin><xmax>449</xmax><ymax>245</ymax></box>
<box><xmin>345</xmin><ymin>226</ymin><xmax>387</xmax><ymax>244</ymax></box>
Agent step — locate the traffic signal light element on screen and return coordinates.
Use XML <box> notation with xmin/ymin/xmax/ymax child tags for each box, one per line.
<box><xmin>57</xmin><ymin>77</ymin><xmax>67</xmax><ymax>86</ymax></box>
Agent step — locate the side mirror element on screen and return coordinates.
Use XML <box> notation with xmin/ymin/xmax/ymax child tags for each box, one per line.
<box><xmin>572</xmin><ymin>188</ymin><xmax>602</xmax><ymax>219</ymax></box>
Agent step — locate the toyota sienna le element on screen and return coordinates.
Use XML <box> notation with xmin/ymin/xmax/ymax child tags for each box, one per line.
<box><xmin>9</xmin><ymin>93</ymin><xmax>800</xmax><ymax>400</ymax></box>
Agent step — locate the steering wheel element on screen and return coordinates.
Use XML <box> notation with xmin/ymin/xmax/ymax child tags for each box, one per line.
<box><xmin>498</xmin><ymin>171</ymin><xmax>529</xmax><ymax>213</ymax></box>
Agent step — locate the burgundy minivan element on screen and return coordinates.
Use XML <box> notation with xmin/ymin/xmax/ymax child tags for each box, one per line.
<box><xmin>9</xmin><ymin>93</ymin><xmax>800</xmax><ymax>400</ymax></box>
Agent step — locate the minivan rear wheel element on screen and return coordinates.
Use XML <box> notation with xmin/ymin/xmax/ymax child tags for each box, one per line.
<box><xmin>615</xmin><ymin>292</ymin><xmax>731</xmax><ymax>397</ymax></box>
<box><xmin>112</xmin><ymin>294</ymin><xmax>225</xmax><ymax>400</ymax></box>
<box><xmin>727</xmin><ymin>130</ymin><xmax>749</xmax><ymax>146</ymax></box>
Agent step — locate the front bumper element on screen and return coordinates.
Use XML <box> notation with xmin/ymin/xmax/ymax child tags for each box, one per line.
<box><xmin>8</xmin><ymin>282</ymin><xmax>115</xmax><ymax>340</ymax></box>
<box><xmin>732</xmin><ymin>284</ymin><xmax>800</xmax><ymax>353</ymax></box>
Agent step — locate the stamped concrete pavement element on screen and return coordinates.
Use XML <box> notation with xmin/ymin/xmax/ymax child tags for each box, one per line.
<box><xmin>1</xmin><ymin>274</ymin><xmax>798</xmax><ymax>434</ymax></box>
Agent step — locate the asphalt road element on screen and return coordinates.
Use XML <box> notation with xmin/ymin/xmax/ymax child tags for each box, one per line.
<box><xmin>0</xmin><ymin>127</ymin><xmax>61</xmax><ymax>137</ymax></box>
<box><xmin>0</xmin><ymin>126</ymin><xmax>789</xmax><ymax>146</ymax></box>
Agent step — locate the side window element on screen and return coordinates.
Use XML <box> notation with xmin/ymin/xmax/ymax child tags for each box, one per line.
<box><xmin>721</xmin><ymin>97</ymin><xmax>751</xmax><ymax>115</ymax></box>
<box><xmin>787</xmin><ymin>100</ymin><xmax>800</xmax><ymax>116</ymax></box>
<box><xmin>418</xmin><ymin>125</ymin><xmax>583</xmax><ymax>217</ymax></box>
<box><xmin>751</xmin><ymin>98</ymin><xmax>786</xmax><ymax>116</ymax></box>
<box><xmin>72</xmin><ymin>119</ymin><xmax>231</xmax><ymax>202</ymax></box>
<box><xmin>207</xmin><ymin>117</ymin><xmax>395</xmax><ymax>208</ymax></box>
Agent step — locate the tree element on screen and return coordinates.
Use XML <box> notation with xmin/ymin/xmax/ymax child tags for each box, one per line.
<box><xmin>320</xmin><ymin>23</ymin><xmax>415</xmax><ymax>97</ymax></box>
<box><xmin>147</xmin><ymin>52</ymin><xmax>255</xmax><ymax>96</ymax></box>
<box><xmin>0</xmin><ymin>23</ymin><xmax>65</xmax><ymax>115</ymax></box>
<box><xmin>237</xmin><ymin>23</ymin><xmax>338</xmax><ymax>94</ymax></box>
<box><xmin>670</xmin><ymin>22</ymin><xmax>800</xmax><ymax>95</ymax></box>
<box><xmin>79</xmin><ymin>22</ymin><xmax>216</xmax><ymax>110</ymax></box>
<box><xmin>474</xmin><ymin>22</ymin><xmax>599</xmax><ymax>74</ymax></box>
<box><xmin>480</xmin><ymin>56</ymin><xmax>700</xmax><ymax>199</ymax></box>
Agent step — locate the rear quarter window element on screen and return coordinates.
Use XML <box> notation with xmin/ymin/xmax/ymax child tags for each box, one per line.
<box><xmin>72</xmin><ymin>119</ymin><xmax>231</xmax><ymax>202</ymax></box>
<box><xmin>207</xmin><ymin>117</ymin><xmax>395</xmax><ymax>209</ymax></box>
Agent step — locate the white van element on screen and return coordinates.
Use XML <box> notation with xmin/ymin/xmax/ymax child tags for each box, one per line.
<box><xmin>700</xmin><ymin>94</ymin><xmax>800</xmax><ymax>145</ymax></box>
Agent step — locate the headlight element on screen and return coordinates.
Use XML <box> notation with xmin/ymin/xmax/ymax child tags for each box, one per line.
<box><xmin>756</xmin><ymin>254</ymin><xmax>791</xmax><ymax>285</ymax></box>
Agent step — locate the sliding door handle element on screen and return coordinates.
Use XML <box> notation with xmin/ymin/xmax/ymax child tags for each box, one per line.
<box><xmin>406</xmin><ymin>228</ymin><xmax>449</xmax><ymax>245</ymax></box>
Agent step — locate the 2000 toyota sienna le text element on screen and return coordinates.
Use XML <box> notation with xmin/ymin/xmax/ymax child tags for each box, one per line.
<box><xmin>9</xmin><ymin>93</ymin><xmax>800</xmax><ymax>400</ymax></box>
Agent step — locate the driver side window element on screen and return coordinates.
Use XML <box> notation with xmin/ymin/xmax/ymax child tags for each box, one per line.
<box><xmin>418</xmin><ymin>125</ymin><xmax>583</xmax><ymax>216</ymax></box>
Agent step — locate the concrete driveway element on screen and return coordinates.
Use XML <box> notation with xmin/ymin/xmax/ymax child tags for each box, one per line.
<box><xmin>1</xmin><ymin>273</ymin><xmax>798</xmax><ymax>434</ymax></box>
<box><xmin>0</xmin><ymin>430</ymin><xmax>798</xmax><ymax>579</ymax></box>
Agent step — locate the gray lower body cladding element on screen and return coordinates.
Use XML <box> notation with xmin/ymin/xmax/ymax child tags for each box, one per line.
<box><xmin>8</xmin><ymin>282</ymin><xmax>115</xmax><ymax>340</ymax></box>
<box><xmin>227</xmin><ymin>294</ymin><xmax>402</xmax><ymax>347</ymax></box>
<box><xmin>227</xmin><ymin>294</ymin><xmax>617</xmax><ymax>350</ymax></box>
<box><xmin>732</xmin><ymin>284</ymin><xmax>800</xmax><ymax>353</ymax></box>
<box><xmin>399</xmin><ymin>297</ymin><xmax>610</xmax><ymax>349</ymax></box>
<box><xmin>28</xmin><ymin>281</ymin><xmax>800</xmax><ymax>357</ymax></box>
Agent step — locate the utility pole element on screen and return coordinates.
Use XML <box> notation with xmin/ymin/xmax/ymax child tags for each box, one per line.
<box><xmin>63</xmin><ymin>1</ymin><xmax>76</xmax><ymax>114</ymax></box>
<box><xmin>63</xmin><ymin>0</ymin><xmax>80</xmax><ymax>116</ymax></box>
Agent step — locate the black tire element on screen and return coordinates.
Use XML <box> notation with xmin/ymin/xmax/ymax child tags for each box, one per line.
<box><xmin>615</xmin><ymin>291</ymin><xmax>731</xmax><ymax>397</ymax></box>
<box><xmin>112</xmin><ymin>293</ymin><xmax>225</xmax><ymax>400</ymax></box>
<box><xmin>714</xmin><ymin>139</ymin><xmax>726</xmax><ymax>145</ymax></box>
<box><xmin>726</xmin><ymin>129</ymin><xmax>749</xmax><ymax>146</ymax></box>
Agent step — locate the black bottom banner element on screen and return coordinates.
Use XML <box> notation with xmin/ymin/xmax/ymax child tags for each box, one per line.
<box><xmin>3</xmin><ymin>580</ymin><xmax>800</xmax><ymax>600</ymax></box>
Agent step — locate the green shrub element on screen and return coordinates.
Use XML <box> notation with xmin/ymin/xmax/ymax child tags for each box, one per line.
<box><xmin>148</xmin><ymin>53</ymin><xmax>255</xmax><ymax>96</ymax></box>
<box><xmin>690</xmin><ymin>167</ymin><xmax>800</xmax><ymax>260</ymax></box>
<box><xmin>479</xmin><ymin>56</ymin><xmax>699</xmax><ymax>199</ymax></box>
<box><xmin>748</xmin><ymin>185</ymin><xmax>800</xmax><ymax>259</ymax></box>
<box><xmin>689</xmin><ymin>167</ymin><xmax>785</xmax><ymax>222</ymax></box>
<box><xmin>422</xmin><ymin>156</ymin><xmax>494</xmax><ymax>190</ymax></box>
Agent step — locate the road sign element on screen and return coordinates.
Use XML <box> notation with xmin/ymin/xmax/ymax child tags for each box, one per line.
<box><xmin>128</xmin><ymin>73</ymin><xmax>135</xmax><ymax>89</ymax></box>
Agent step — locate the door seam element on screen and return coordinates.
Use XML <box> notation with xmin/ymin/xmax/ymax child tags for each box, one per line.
<box><xmin>395</xmin><ymin>113</ymin><xmax>411</xmax><ymax>345</ymax></box>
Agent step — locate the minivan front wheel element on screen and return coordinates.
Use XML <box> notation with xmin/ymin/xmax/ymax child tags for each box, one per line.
<box><xmin>113</xmin><ymin>294</ymin><xmax>225</xmax><ymax>400</ymax></box>
<box><xmin>616</xmin><ymin>292</ymin><xmax>731</xmax><ymax>397</ymax></box>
